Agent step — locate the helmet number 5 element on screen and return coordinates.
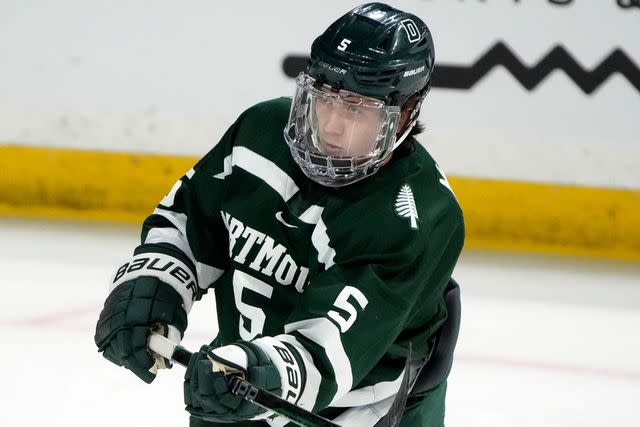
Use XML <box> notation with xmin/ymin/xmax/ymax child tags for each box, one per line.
<box><xmin>337</xmin><ymin>38</ymin><xmax>352</xmax><ymax>51</ymax></box>
<box><xmin>327</xmin><ymin>286</ymin><xmax>369</xmax><ymax>333</ymax></box>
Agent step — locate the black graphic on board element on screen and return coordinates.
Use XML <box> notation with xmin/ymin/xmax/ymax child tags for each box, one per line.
<box><xmin>282</xmin><ymin>43</ymin><xmax>640</xmax><ymax>95</ymax></box>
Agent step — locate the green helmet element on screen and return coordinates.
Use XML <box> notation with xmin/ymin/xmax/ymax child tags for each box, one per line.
<box><xmin>308</xmin><ymin>2</ymin><xmax>435</xmax><ymax>107</ymax></box>
<box><xmin>284</xmin><ymin>3</ymin><xmax>435</xmax><ymax>187</ymax></box>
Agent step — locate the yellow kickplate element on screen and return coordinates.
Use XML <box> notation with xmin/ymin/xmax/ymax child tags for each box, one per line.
<box><xmin>0</xmin><ymin>145</ymin><xmax>196</xmax><ymax>223</ymax></box>
<box><xmin>450</xmin><ymin>177</ymin><xmax>640</xmax><ymax>261</ymax></box>
<box><xmin>1</xmin><ymin>145</ymin><xmax>639</xmax><ymax>261</ymax></box>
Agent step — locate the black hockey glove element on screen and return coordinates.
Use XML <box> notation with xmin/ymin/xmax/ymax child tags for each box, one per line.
<box><xmin>94</xmin><ymin>275</ymin><xmax>187</xmax><ymax>383</ymax></box>
<box><xmin>184</xmin><ymin>341</ymin><xmax>282</xmax><ymax>422</ymax></box>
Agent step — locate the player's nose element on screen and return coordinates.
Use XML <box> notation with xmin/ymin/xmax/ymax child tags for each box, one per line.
<box><xmin>321</xmin><ymin>107</ymin><xmax>344</xmax><ymax>136</ymax></box>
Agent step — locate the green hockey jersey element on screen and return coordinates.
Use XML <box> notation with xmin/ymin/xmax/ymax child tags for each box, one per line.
<box><xmin>133</xmin><ymin>97</ymin><xmax>464</xmax><ymax>425</ymax></box>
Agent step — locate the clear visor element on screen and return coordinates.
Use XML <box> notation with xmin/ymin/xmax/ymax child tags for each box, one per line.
<box><xmin>284</xmin><ymin>73</ymin><xmax>401</xmax><ymax>187</ymax></box>
<box><xmin>290</xmin><ymin>74</ymin><xmax>400</xmax><ymax>160</ymax></box>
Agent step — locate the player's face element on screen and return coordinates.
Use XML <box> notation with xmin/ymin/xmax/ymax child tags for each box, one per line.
<box><xmin>313</xmin><ymin>89</ymin><xmax>384</xmax><ymax>157</ymax></box>
<box><xmin>284</xmin><ymin>73</ymin><xmax>403</xmax><ymax>186</ymax></box>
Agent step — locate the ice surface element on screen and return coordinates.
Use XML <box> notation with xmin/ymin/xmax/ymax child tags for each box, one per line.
<box><xmin>1</xmin><ymin>218</ymin><xmax>638</xmax><ymax>426</ymax></box>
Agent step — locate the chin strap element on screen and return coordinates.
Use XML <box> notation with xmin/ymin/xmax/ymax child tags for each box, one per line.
<box><xmin>374</xmin><ymin>119</ymin><xmax>417</xmax><ymax>167</ymax></box>
<box><xmin>391</xmin><ymin>87</ymin><xmax>428</xmax><ymax>150</ymax></box>
<box><xmin>390</xmin><ymin>92</ymin><xmax>425</xmax><ymax>152</ymax></box>
<box><xmin>377</xmin><ymin>111</ymin><xmax>420</xmax><ymax>166</ymax></box>
<box><xmin>377</xmin><ymin>119</ymin><xmax>416</xmax><ymax>168</ymax></box>
<box><xmin>391</xmin><ymin>119</ymin><xmax>417</xmax><ymax>151</ymax></box>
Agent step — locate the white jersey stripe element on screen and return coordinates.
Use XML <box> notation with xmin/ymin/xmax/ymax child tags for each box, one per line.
<box><xmin>298</xmin><ymin>205</ymin><xmax>324</xmax><ymax>225</ymax></box>
<box><xmin>233</xmin><ymin>146</ymin><xmax>299</xmax><ymax>202</ymax></box>
<box><xmin>153</xmin><ymin>208</ymin><xmax>188</xmax><ymax>239</ymax></box>
<box><xmin>331</xmin><ymin>392</ymin><xmax>396</xmax><ymax>425</ymax></box>
<box><xmin>145</xmin><ymin>227</ymin><xmax>196</xmax><ymax>264</ymax></box>
<box><xmin>285</xmin><ymin>318</ymin><xmax>351</xmax><ymax>406</ymax></box>
<box><xmin>160</xmin><ymin>168</ymin><xmax>195</xmax><ymax>206</ymax></box>
<box><xmin>213</xmin><ymin>154</ymin><xmax>233</xmax><ymax>180</ymax></box>
<box><xmin>146</xmin><ymin>218</ymin><xmax>224</xmax><ymax>289</ymax></box>
<box><xmin>265</xmin><ymin>417</ymin><xmax>289</xmax><ymax>427</ymax></box>
<box><xmin>331</xmin><ymin>367</ymin><xmax>405</xmax><ymax>407</ymax></box>
<box><xmin>159</xmin><ymin>180</ymin><xmax>182</xmax><ymax>208</ymax></box>
<box><xmin>196</xmin><ymin>262</ymin><xmax>224</xmax><ymax>289</ymax></box>
<box><xmin>149</xmin><ymin>208</ymin><xmax>193</xmax><ymax>272</ymax></box>
<box><xmin>312</xmin><ymin>217</ymin><xmax>336</xmax><ymax>269</ymax></box>
<box><xmin>225</xmin><ymin>146</ymin><xmax>325</xmax><ymax>225</ymax></box>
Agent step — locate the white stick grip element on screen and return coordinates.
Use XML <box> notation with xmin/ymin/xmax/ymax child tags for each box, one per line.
<box><xmin>148</xmin><ymin>332</ymin><xmax>176</xmax><ymax>360</ymax></box>
<box><xmin>148</xmin><ymin>332</ymin><xmax>235</xmax><ymax>375</ymax></box>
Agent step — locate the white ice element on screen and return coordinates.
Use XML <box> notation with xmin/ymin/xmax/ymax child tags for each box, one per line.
<box><xmin>0</xmin><ymin>218</ymin><xmax>638</xmax><ymax>426</ymax></box>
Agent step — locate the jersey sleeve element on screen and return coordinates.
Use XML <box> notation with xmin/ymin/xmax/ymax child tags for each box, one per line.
<box><xmin>250</xmin><ymin>198</ymin><xmax>465</xmax><ymax>416</ymax></box>
<box><xmin>124</xmin><ymin>113</ymin><xmax>245</xmax><ymax>311</ymax></box>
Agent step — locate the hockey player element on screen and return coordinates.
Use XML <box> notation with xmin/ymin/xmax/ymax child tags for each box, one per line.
<box><xmin>94</xmin><ymin>3</ymin><xmax>464</xmax><ymax>426</ymax></box>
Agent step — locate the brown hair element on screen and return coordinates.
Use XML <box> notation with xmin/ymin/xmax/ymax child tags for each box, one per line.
<box><xmin>393</xmin><ymin>91</ymin><xmax>428</xmax><ymax>157</ymax></box>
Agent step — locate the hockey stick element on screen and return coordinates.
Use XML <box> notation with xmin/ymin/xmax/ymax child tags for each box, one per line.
<box><xmin>372</xmin><ymin>344</ymin><xmax>413</xmax><ymax>427</ymax></box>
<box><xmin>148</xmin><ymin>332</ymin><xmax>340</xmax><ymax>427</ymax></box>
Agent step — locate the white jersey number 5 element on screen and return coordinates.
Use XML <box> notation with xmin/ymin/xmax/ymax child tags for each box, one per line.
<box><xmin>233</xmin><ymin>270</ymin><xmax>273</xmax><ymax>340</ymax></box>
<box><xmin>328</xmin><ymin>286</ymin><xmax>369</xmax><ymax>333</ymax></box>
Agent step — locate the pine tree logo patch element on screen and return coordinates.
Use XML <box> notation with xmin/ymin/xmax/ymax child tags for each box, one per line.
<box><xmin>395</xmin><ymin>184</ymin><xmax>419</xmax><ymax>230</ymax></box>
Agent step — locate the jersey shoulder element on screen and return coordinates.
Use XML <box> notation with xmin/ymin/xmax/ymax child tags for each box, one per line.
<box><xmin>233</xmin><ymin>97</ymin><xmax>298</xmax><ymax>169</ymax></box>
<box><xmin>193</xmin><ymin>97</ymin><xmax>297</xmax><ymax>177</ymax></box>
<box><xmin>235</xmin><ymin>97</ymin><xmax>292</xmax><ymax>141</ymax></box>
<box><xmin>407</xmin><ymin>142</ymin><xmax>462</xmax><ymax>223</ymax></box>
<box><xmin>323</xmin><ymin>142</ymin><xmax>463</xmax><ymax>264</ymax></box>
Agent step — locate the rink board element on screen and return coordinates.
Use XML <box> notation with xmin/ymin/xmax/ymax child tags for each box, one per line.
<box><xmin>0</xmin><ymin>145</ymin><xmax>638</xmax><ymax>261</ymax></box>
